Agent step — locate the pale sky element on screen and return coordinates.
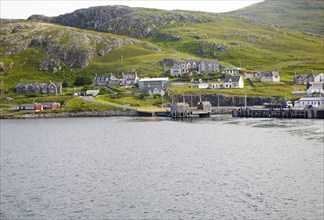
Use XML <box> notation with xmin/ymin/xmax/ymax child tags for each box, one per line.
<box><xmin>1</xmin><ymin>0</ymin><xmax>263</xmax><ymax>19</ymax></box>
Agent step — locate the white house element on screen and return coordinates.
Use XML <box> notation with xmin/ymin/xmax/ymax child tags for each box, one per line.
<box><xmin>313</xmin><ymin>73</ymin><xmax>324</xmax><ymax>83</ymax></box>
<box><xmin>260</xmin><ymin>72</ymin><xmax>280</xmax><ymax>82</ymax></box>
<box><xmin>307</xmin><ymin>73</ymin><xmax>324</xmax><ymax>94</ymax></box>
<box><xmin>294</xmin><ymin>96</ymin><xmax>324</xmax><ymax>108</ymax></box>
<box><xmin>211</xmin><ymin>76</ymin><xmax>244</xmax><ymax>89</ymax></box>
<box><xmin>197</xmin><ymin>83</ymin><xmax>209</xmax><ymax>89</ymax></box>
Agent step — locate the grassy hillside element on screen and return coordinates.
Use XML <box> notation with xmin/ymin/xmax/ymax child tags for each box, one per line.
<box><xmin>0</xmin><ymin>13</ymin><xmax>323</xmax><ymax>96</ymax></box>
<box><xmin>0</xmin><ymin>20</ymin><xmax>169</xmax><ymax>89</ymax></box>
<box><xmin>229</xmin><ymin>0</ymin><xmax>324</xmax><ymax>36</ymax></box>
<box><xmin>150</xmin><ymin>16</ymin><xmax>323</xmax><ymax>81</ymax></box>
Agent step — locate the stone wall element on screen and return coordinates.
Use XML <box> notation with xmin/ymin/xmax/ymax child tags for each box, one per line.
<box><xmin>171</xmin><ymin>94</ymin><xmax>273</xmax><ymax>107</ymax></box>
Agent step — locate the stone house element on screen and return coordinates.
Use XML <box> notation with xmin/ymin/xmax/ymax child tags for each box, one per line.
<box><xmin>94</xmin><ymin>75</ymin><xmax>121</xmax><ymax>86</ymax></box>
<box><xmin>121</xmin><ymin>71</ymin><xmax>139</xmax><ymax>85</ymax></box>
<box><xmin>294</xmin><ymin>73</ymin><xmax>316</xmax><ymax>85</ymax></box>
<box><xmin>260</xmin><ymin>72</ymin><xmax>280</xmax><ymax>82</ymax></box>
<box><xmin>94</xmin><ymin>75</ymin><xmax>109</xmax><ymax>86</ymax></box>
<box><xmin>15</xmin><ymin>82</ymin><xmax>62</xmax><ymax>95</ymax></box>
<box><xmin>170</xmin><ymin>63</ymin><xmax>182</xmax><ymax>77</ymax></box>
<box><xmin>198</xmin><ymin>60</ymin><xmax>220</xmax><ymax>74</ymax></box>
<box><xmin>170</xmin><ymin>59</ymin><xmax>220</xmax><ymax>77</ymax></box>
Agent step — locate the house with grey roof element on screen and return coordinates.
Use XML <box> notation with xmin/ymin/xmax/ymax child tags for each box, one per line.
<box><xmin>15</xmin><ymin>81</ymin><xmax>62</xmax><ymax>95</ymax></box>
<box><xmin>294</xmin><ymin>96</ymin><xmax>324</xmax><ymax>108</ymax></box>
<box><xmin>294</xmin><ymin>73</ymin><xmax>316</xmax><ymax>85</ymax></box>
<box><xmin>221</xmin><ymin>68</ymin><xmax>241</xmax><ymax>75</ymax></box>
<box><xmin>210</xmin><ymin>75</ymin><xmax>244</xmax><ymax>89</ymax></box>
<box><xmin>260</xmin><ymin>72</ymin><xmax>280</xmax><ymax>82</ymax></box>
<box><xmin>170</xmin><ymin>63</ymin><xmax>182</xmax><ymax>77</ymax></box>
<box><xmin>121</xmin><ymin>71</ymin><xmax>139</xmax><ymax>85</ymax></box>
<box><xmin>94</xmin><ymin>75</ymin><xmax>109</xmax><ymax>86</ymax></box>
<box><xmin>94</xmin><ymin>74</ymin><xmax>121</xmax><ymax>86</ymax></box>
<box><xmin>170</xmin><ymin>59</ymin><xmax>221</xmax><ymax>76</ymax></box>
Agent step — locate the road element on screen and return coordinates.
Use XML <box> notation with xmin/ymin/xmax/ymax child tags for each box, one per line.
<box><xmin>81</xmin><ymin>96</ymin><xmax>138</xmax><ymax>111</ymax></box>
<box><xmin>82</xmin><ymin>96</ymin><xmax>168</xmax><ymax>113</ymax></box>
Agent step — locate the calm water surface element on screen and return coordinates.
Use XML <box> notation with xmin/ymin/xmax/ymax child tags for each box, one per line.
<box><xmin>1</xmin><ymin>116</ymin><xmax>323</xmax><ymax>219</ymax></box>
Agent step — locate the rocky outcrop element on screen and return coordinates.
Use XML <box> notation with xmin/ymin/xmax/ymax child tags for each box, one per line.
<box><xmin>0</xmin><ymin>21</ymin><xmax>156</xmax><ymax>73</ymax></box>
<box><xmin>27</xmin><ymin>14</ymin><xmax>53</xmax><ymax>22</ymax></box>
<box><xmin>158</xmin><ymin>58</ymin><xmax>177</xmax><ymax>67</ymax></box>
<box><xmin>28</xmin><ymin>5</ymin><xmax>222</xmax><ymax>38</ymax></box>
<box><xmin>0</xmin><ymin>62</ymin><xmax>14</xmax><ymax>74</ymax></box>
<box><xmin>199</xmin><ymin>41</ymin><xmax>230</xmax><ymax>52</ymax></box>
<box><xmin>157</xmin><ymin>33</ymin><xmax>183</xmax><ymax>41</ymax></box>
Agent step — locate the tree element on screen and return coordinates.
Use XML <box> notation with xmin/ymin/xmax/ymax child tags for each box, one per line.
<box><xmin>73</xmin><ymin>76</ymin><xmax>92</xmax><ymax>86</ymax></box>
<box><xmin>62</xmin><ymin>80</ymin><xmax>68</xmax><ymax>87</ymax></box>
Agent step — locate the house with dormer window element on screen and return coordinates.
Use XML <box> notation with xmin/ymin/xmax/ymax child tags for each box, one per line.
<box><xmin>15</xmin><ymin>81</ymin><xmax>62</xmax><ymax>95</ymax></box>
<box><xmin>170</xmin><ymin>59</ymin><xmax>221</xmax><ymax>76</ymax></box>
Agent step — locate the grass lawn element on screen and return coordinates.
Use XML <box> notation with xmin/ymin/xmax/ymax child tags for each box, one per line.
<box><xmin>167</xmin><ymin>84</ymin><xmax>302</xmax><ymax>101</ymax></box>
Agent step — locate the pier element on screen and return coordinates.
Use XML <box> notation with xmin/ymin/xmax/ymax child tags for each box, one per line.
<box><xmin>170</xmin><ymin>101</ymin><xmax>212</xmax><ymax>118</ymax></box>
<box><xmin>232</xmin><ymin>107</ymin><xmax>324</xmax><ymax>119</ymax></box>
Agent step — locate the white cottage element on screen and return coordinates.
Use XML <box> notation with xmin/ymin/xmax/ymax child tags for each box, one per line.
<box><xmin>211</xmin><ymin>76</ymin><xmax>244</xmax><ymax>89</ymax></box>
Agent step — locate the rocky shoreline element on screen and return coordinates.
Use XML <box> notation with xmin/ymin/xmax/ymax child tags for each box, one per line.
<box><xmin>1</xmin><ymin>108</ymin><xmax>234</xmax><ymax>119</ymax></box>
<box><xmin>0</xmin><ymin>110</ymin><xmax>139</xmax><ymax>119</ymax></box>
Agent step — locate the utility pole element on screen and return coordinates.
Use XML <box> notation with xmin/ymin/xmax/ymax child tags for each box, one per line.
<box><xmin>0</xmin><ymin>80</ymin><xmax>3</xmax><ymax>98</ymax></box>
<box><xmin>245</xmin><ymin>92</ymin><xmax>247</xmax><ymax>108</ymax></box>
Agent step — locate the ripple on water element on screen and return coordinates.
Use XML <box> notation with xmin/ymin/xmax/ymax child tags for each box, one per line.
<box><xmin>0</xmin><ymin>117</ymin><xmax>323</xmax><ymax>219</ymax></box>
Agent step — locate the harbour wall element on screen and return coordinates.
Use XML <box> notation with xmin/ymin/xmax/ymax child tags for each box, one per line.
<box><xmin>172</xmin><ymin>94</ymin><xmax>273</xmax><ymax>107</ymax></box>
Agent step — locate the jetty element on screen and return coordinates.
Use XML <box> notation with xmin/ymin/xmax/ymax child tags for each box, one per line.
<box><xmin>170</xmin><ymin>101</ymin><xmax>211</xmax><ymax>118</ymax></box>
<box><xmin>232</xmin><ymin>107</ymin><xmax>324</xmax><ymax>119</ymax></box>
